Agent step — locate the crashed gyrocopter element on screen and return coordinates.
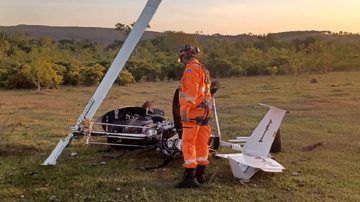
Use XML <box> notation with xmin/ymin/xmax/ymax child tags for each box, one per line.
<box><xmin>42</xmin><ymin>0</ymin><xmax>287</xmax><ymax>180</ymax></box>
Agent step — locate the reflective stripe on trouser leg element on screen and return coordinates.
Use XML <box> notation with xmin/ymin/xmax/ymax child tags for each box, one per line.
<box><xmin>195</xmin><ymin>125</ymin><xmax>211</xmax><ymax>166</ymax></box>
<box><xmin>181</xmin><ymin>121</ymin><xmax>200</xmax><ymax>168</ymax></box>
<box><xmin>184</xmin><ymin>159</ymin><xmax>196</xmax><ymax>166</ymax></box>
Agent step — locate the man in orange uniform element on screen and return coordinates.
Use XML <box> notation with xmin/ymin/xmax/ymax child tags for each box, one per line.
<box><xmin>176</xmin><ymin>45</ymin><xmax>213</xmax><ymax>188</ymax></box>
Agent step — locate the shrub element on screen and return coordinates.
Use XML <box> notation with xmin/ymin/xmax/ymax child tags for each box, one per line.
<box><xmin>22</xmin><ymin>59</ymin><xmax>63</xmax><ymax>90</ymax></box>
<box><xmin>118</xmin><ymin>69</ymin><xmax>135</xmax><ymax>86</ymax></box>
<box><xmin>80</xmin><ymin>64</ymin><xmax>105</xmax><ymax>86</ymax></box>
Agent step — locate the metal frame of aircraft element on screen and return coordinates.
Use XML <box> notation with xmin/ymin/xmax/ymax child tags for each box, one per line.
<box><xmin>42</xmin><ymin>0</ymin><xmax>287</xmax><ymax>180</ymax></box>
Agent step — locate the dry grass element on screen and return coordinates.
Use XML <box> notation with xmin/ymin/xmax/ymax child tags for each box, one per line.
<box><xmin>0</xmin><ymin>72</ymin><xmax>359</xmax><ymax>201</ymax></box>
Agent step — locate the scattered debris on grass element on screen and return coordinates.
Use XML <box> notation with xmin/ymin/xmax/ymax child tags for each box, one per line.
<box><xmin>6</xmin><ymin>122</ymin><xmax>25</xmax><ymax>127</ymax></box>
<box><xmin>291</xmin><ymin>171</ymin><xmax>300</xmax><ymax>176</ymax></box>
<box><xmin>239</xmin><ymin>179</ymin><xmax>250</xmax><ymax>185</ymax></box>
<box><xmin>49</xmin><ymin>195</ymin><xmax>57</xmax><ymax>201</ymax></box>
<box><xmin>293</xmin><ymin>178</ymin><xmax>305</xmax><ymax>187</ymax></box>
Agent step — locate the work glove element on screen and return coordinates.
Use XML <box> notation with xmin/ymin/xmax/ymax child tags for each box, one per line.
<box><xmin>180</xmin><ymin>110</ymin><xmax>189</xmax><ymax>122</ymax></box>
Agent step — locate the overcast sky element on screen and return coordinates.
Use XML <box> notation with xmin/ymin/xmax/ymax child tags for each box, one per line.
<box><xmin>1</xmin><ymin>0</ymin><xmax>359</xmax><ymax>35</ymax></box>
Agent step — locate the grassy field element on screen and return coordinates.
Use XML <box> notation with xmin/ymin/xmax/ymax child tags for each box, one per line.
<box><xmin>0</xmin><ymin>72</ymin><xmax>359</xmax><ymax>201</ymax></box>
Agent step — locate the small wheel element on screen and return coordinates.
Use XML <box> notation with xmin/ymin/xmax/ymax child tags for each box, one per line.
<box><xmin>172</xmin><ymin>88</ymin><xmax>182</xmax><ymax>139</ymax></box>
<box><xmin>270</xmin><ymin>129</ymin><xmax>282</xmax><ymax>153</ymax></box>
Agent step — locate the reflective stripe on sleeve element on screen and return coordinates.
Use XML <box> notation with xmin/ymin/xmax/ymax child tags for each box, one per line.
<box><xmin>185</xmin><ymin>96</ymin><xmax>195</xmax><ymax>102</ymax></box>
<box><xmin>191</xmin><ymin>64</ymin><xmax>200</xmax><ymax>68</ymax></box>
<box><xmin>179</xmin><ymin>92</ymin><xmax>186</xmax><ymax>98</ymax></box>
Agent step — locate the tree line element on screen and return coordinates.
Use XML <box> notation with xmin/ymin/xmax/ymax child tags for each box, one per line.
<box><xmin>0</xmin><ymin>29</ymin><xmax>360</xmax><ymax>90</ymax></box>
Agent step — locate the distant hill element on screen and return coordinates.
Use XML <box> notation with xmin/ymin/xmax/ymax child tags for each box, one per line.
<box><xmin>0</xmin><ymin>25</ymin><xmax>165</xmax><ymax>44</ymax></box>
<box><xmin>268</xmin><ymin>31</ymin><xmax>360</xmax><ymax>43</ymax></box>
<box><xmin>1</xmin><ymin>25</ymin><xmax>360</xmax><ymax>44</ymax></box>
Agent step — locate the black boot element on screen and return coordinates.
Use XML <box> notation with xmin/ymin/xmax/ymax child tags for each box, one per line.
<box><xmin>196</xmin><ymin>165</ymin><xmax>206</xmax><ymax>184</ymax></box>
<box><xmin>175</xmin><ymin>168</ymin><xmax>200</xmax><ymax>188</ymax></box>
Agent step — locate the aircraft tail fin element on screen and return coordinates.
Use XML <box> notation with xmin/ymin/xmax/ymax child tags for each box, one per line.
<box><xmin>243</xmin><ymin>104</ymin><xmax>286</xmax><ymax>156</ymax></box>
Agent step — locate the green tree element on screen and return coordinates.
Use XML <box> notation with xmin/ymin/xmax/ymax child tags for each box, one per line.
<box><xmin>288</xmin><ymin>53</ymin><xmax>305</xmax><ymax>75</ymax></box>
<box><xmin>0</xmin><ymin>62</ymin><xmax>33</xmax><ymax>89</ymax></box>
<box><xmin>240</xmin><ymin>47</ymin><xmax>266</xmax><ymax>75</ymax></box>
<box><xmin>115</xmin><ymin>22</ymin><xmax>150</xmax><ymax>36</ymax></box>
<box><xmin>115</xmin><ymin>23</ymin><xmax>131</xmax><ymax>34</ymax></box>
<box><xmin>80</xmin><ymin>64</ymin><xmax>105</xmax><ymax>86</ymax></box>
<box><xmin>152</xmin><ymin>31</ymin><xmax>201</xmax><ymax>52</ymax></box>
<box><xmin>206</xmin><ymin>58</ymin><xmax>233</xmax><ymax>78</ymax></box>
<box><xmin>160</xmin><ymin>62</ymin><xmax>183</xmax><ymax>80</ymax></box>
<box><xmin>231</xmin><ymin>65</ymin><xmax>246</xmax><ymax>77</ymax></box>
<box><xmin>22</xmin><ymin>58</ymin><xmax>63</xmax><ymax>91</ymax></box>
<box><xmin>133</xmin><ymin>62</ymin><xmax>160</xmax><ymax>81</ymax></box>
<box><xmin>118</xmin><ymin>69</ymin><xmax>135</xmax><ymax>86</ymax></box>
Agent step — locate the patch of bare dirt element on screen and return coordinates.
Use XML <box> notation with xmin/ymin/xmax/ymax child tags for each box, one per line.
<box><xmin>301</xmin><ymin>141</ymin><xmax>325</xmax><ymax>152</ymax></box>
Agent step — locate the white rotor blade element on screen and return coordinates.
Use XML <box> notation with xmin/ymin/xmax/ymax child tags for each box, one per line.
<box><xmin>42</xmin><ymin>0</ymin><xmax>162</xmax><ymax>165</ymax></box>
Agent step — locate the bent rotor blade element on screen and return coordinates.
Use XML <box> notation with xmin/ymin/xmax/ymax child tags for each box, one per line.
<box><xmin>42</xmin><ymin>0</ymin><xmax>162</xmax><ymax>166</ymax></box>
<box><xmin>42</xmin><ymin>133</ymin><xmax>73</xmax><ymax>165</ymax></box>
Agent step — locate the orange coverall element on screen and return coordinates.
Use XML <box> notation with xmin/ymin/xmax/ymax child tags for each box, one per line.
<box><xmin>179</xmin><ymin>58</ymin><xmax>212</xmax><ymax>169</ymax></box>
